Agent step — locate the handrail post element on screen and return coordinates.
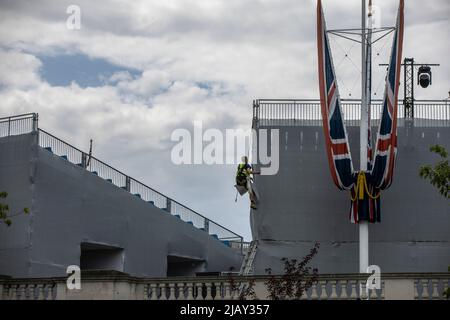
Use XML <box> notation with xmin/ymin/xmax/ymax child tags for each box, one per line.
<box><xmin>204</xmin><ymin>219</ymin><xmax>209</xmax><ymax>233</ymax></box>
<box><xmin>81</xmin><ymin>153</ymin><xmax>87</xmax><ymax>169</ymax></box>
<box><xmin>252</xmin><ymin>100</ymin><xmax>261</xmax><ymax>129</ymax></box>
<box><xmin>446</xmin><ymin>100</ymin><xmax>449</xmax><ymax>121</ymax></box>
<box><xmin>32</xmin><ymin>113</ymin><xmax>39</xmax><ymax>132</ymax></box>
<box><xmin>125</xmin><ymin>176</ymin><xmax>131</xmax><ymax>192</ymax></box>
<box><xmin>252</xmin><ymin>100</ymin><xmax>255</xmax><ymax>119</ymax></box>
<box><xmin>240</xmin><ymin>237</ymin><xmax>244</xmax><ymax>255</ymax></box>
<box><xmin>166</xmin><ymin>199</ymin><xmax>172</xmax><ymax>214</ymax></box>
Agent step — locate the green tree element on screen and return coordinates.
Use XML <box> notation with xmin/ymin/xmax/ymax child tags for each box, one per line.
<box><xmin>264</xmin><ymin>242</ymin><xmax>320</xmax><ymax>300</ymax></box>
<box><xmin>227</xmin><ymin>242</ymin><xmax>320</xmax><ymax>300</ymax></box>
<box><xmin>419</xmin><ymin>145</ymin><xmax>450</xmax><ymax>198</ymax></box>
<box><xmin>0</xmin><ymin>191</ymin><xmax>29</xmax><ymax>226</ymax></box>
<box><xmin>444</xmin><ymin>266</ymin><xmax>450</xmax><ymax>300</ymax></box>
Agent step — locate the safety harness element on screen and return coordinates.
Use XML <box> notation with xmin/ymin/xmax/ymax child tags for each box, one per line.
<box><xmin>236</xmin><ymin>163</ymin><xmax>249</xmax><ymax>186</ymax></box>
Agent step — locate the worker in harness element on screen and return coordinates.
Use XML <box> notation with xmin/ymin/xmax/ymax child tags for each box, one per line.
<box><xmin>235</xmin><ymin>156</ymin><xmax>258</xmax><ymax>209</ymax></box>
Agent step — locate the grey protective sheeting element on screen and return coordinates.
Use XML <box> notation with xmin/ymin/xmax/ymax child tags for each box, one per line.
<box><xmin>0</xmin><ymin>133</ymin><xmax>242</xmax><ymax>278</ymax></box>
<box><xmin>251</xmin><ymin>119</ymin><xmax>450</xmax><ymax>274</ymax></box>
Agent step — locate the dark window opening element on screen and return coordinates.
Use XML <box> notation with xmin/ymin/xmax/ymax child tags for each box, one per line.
<box><xmin>167</xmin><ymin>255</ymin><xmax>205</xmax><ymax>277</ymax></box>
<box><xmin>80</xmin><ymin>242</ymin><xmax>124</xmax><ymax>272</ymax></box>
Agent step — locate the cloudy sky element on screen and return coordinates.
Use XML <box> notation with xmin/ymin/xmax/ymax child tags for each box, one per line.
<box><xmin>0</xmin><ymin>0</ymin><xmax>448</xmax><ymax>240</ymax></box>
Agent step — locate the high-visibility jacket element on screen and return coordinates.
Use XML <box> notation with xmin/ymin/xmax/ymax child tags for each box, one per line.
<box><xmin>236</xmin><ymin>163</ymin><xmax>251</xmax><ymax>186</ymax></box>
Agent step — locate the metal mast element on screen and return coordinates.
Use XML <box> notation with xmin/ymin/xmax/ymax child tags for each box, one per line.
<box><xmin>324</xmin><ymin>0</ymin><xmax>403</xmax><ymax>275</ymax></box>
<box><xmin>359</xmin><ymin>0</ymin><xmax>371</xmax><ymax>274</ymax></box>
<box><xmin>404</xmin><ymin>58</ymin><xmax>415</xmax><ymax>118</ymax></box>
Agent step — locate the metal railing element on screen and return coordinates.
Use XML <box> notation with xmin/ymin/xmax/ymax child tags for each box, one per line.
<box><xmin>253</xmin><ymin>99</ymin><xmax>450</xmax><ymax>126</ymax></box>
<box><xmin>0</xmin><ymin>113</ymin><xmax>38</xmax><ymax>137</ymax></box>
<box><xmin>0</xmin><ymin>113</ymin><xmax>243</xmax><ymax>246</ymax></box>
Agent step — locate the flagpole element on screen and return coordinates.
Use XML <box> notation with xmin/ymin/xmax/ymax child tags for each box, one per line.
<box><xmin>359</xmin><ymin>0</ymin><xmax>369</xmax><ymax>274</ymax></box>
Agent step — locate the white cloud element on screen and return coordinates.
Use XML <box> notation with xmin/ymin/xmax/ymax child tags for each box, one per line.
<box><xmin>116</xmin><ymin>70</ymin><xmax>171</xmax><ymax>97</ymax></box>
<box><xmin>0</xmin><ymin>49</ymin><xmax>42</xmax><ymax>88</ymax></box>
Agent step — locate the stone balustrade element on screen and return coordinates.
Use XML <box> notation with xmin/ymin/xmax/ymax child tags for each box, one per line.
<box><xmin>0</xmin><ymin>273</ymin><xmax>448</xmax><ymax>300</ymax></box>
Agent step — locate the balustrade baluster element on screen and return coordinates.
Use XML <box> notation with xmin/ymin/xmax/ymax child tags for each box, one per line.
<box><xmin>431</xmin><ymin>279</ymin><xmax>440</xmax><ymax>299</ymax></box>
<box><xmin>414</xmin><ymin>280</ymin><xmax>420</xmax><ymax>299</ymax></box>
<box><xmin>349</xmin><ymin>280</ymin><xmax>358</xmax><ymax>299</ymax></box>
<box><xmin>186</xmin><ymin>282</ymin><xmax>195</xmax><ymax>300</ymax></box>
<box><xmin>329</xmin><ymin>280</ymin><xmax>338</xmax><ymax>299</ymax></box>
<box><xmin>204</xmin><ymin>283</ymin><xmax>213</xmax><ymax>300</ymax></box>
<box><xmin>167</xmin><ymin>283</ymin><xmax>176</xmax><ymax>300</ymax></box>
<box><xmin>310</xmin><ymin>282</ymin><xmax>319</xmax><ymax>300</ymax></box>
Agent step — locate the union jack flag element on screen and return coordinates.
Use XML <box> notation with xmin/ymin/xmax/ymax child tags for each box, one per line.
<box><xmin>317</xmin><ymin>0</ymin><xmax>404</xmax><ymax>223</ymax></box>
<box><xmin>317</xmin><ymin>0</ymin><xmax>355</xmax><ymax>191</ymax></box>
<box><xmin>371</xmin><ymin>0</ymin><xmax>404</xmax><ymax>190</ymax></box>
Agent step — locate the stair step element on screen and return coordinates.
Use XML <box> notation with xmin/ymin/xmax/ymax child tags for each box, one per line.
<box><xmin>239</xmin><ymin>240</ymin><xmax>258</xmax><ymax>276</ymax></box>
<box><xmin>221</xmin><ymin>240</ymin><xmax>230</xmax><ymax>247</ymax></box>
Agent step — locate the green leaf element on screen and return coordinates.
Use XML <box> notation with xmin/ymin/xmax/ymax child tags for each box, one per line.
<box><xmin>420</xmin><ymin>146</ymin><xmax>450</xmax><ymax>200</ymax></box>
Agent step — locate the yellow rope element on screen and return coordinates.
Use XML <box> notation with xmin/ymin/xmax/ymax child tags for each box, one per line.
<box><xmin>350</xmin><ymin>171</ymin><xmax>381</xmax><ymax>201</ymax></box>
<box><xmin>363</xmin><ymin>174</ymin><xmax>381</xmax><ymax>200</ymax></box>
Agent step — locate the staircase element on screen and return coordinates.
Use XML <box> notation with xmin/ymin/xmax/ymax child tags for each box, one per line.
<box><xmin>239</xmin><ymin>240</ymin><xmax>258</xmax><ymax>275</ymax></box>
<box><xmin>0</xmin><ymin>113</ymin><xmax>244</xmax><ymax>247</ymax></box>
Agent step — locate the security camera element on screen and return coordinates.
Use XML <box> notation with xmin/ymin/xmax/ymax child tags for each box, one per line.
<box><xmin>418</xmin><ymin>66</ymin><xmax>432</xmax><ymax>88</ymax></box>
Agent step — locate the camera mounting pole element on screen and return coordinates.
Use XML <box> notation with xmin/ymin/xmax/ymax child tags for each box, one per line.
<box><xmin>380</xmin><ymin>58</ymin><xmax>440</xmax><ymax>118</ymax></box>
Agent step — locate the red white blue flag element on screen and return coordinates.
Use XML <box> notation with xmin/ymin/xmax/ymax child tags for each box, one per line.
<box><xmin>317</xmin><ymin>0</ymin><xmax>355</xmax><ymax>191</ymax></box>
<box><xmin>371</xmin><ymin>0</ymin><xmax>404</xmax><ymax>190</ymax></box>
<box><xmin>317</xmin><ymin>0</ymin><xmax>404</xmax><ymax>223</ymax></box>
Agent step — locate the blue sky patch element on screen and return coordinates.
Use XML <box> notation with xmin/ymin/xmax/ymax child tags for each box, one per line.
<box><xmin>38</xmin><ymin>53</ymin><xmax>141</xmax><ymax>87</ymax></box>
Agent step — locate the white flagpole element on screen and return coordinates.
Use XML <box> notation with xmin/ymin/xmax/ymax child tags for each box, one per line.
<box><xmin>359</xmin><ymin>0</ymin><xmax>369</xmax><ymax>274</ymax></box>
